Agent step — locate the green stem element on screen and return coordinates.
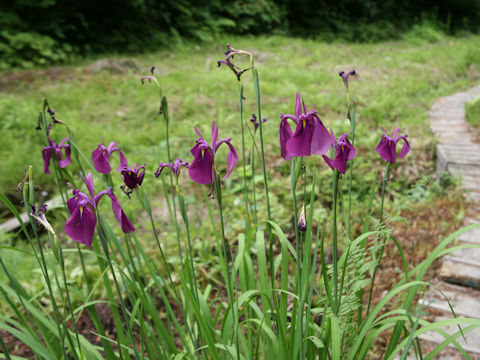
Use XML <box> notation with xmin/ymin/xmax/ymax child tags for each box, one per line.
<box><xmin>332</xmin><ymin>169</ymin><xmax>340</xmax><ymax>315</ymax></box>
<box><xmin>238</xmin><ymin>82</ymin><xmax>251</xmax><ymax>231</ymax></box>
<box><xmin>251</xmin><ymin>68</ymin><xmax>271</xmax><ymax>223</ymax></box>
<box><xmin>96</xmin><ymin>215</ymin><xmax>141</xmax><ymax>360</ymax></box>
<box><xmin>24</xmin><ymin>171</ymin><xmax>71</xmax><ymax>358</ymax></box>
<box><xmin>213</xmin><ymin>173</ymin><xmax>239</xmax><ymax>358</ymax></box>
<box><xmin>366</xmin><ymin>162</ymin><xmax>391</xmax><ymax>316</ymax></box>
<box><xmin>347</xmin><ymin>103</ymin><xmax>356</xmax><ymax>239</ymax></box>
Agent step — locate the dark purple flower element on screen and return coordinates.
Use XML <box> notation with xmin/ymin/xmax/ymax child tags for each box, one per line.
<box><xmin>322</xmin><ymin>132</ymin><xmax>357</xmax><ymax>174</ymax></box>
<box><xmin>120</xmin><ymin>163</ymin><xmax>145</xmax><ymax>192</ymax></box>
<box><xmin>189</xmin><ymin>122</ymin><xmax>238</xmax><ymax>184</ymax></box>
<box><xmin>217</xmin><ymin>44</ymin><xmax>253</xmax><ymax>81</ymax></box>
<box><xmin>155</xmin><ymin>158</ymin><xmax>189</xmax><ymax>178</ymax></box>
<box><xmin>42</xmin><ymin>138</ymin><xmax>71</xmax><ymax>174</ymax></box>
<box><xmin>339</xmin><ymin>70</ymin><xmax>356</xmax><ymax>89</ymax></box>
<box><xmin>250</xmin><ymin>114</ymin><xmax>267</xmax><ymax>133</ymax></box>
<box><xmin>280</xmin><ymin>93</ymin><xmax>334</xmax><ymax>160</ymax></box>
<box><xmin>65</xmin><ymin>173</ymin><xmax>134</xmax><ymax>246</ymax></box>
<box><xmin>375</xmin><ymin>128</ymin><xmax>410</xmax><ymax>164</ymax></box>
<box><xmin>92</xmin><ymin>141</ymin><xmax>128</xmax><ymax>174</ymax></box>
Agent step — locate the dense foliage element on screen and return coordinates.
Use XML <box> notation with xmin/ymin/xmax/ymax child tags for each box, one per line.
<box><xmin>1</xmin><ymin>0</ymin><xmax>480</xmax><ymax>68</ymax></box>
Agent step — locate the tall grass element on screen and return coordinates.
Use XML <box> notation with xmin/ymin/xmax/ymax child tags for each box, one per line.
<box><xmin>1</xmin><ymin>44</ymin><xmax>480</xmax><ymax>360</ymax></box>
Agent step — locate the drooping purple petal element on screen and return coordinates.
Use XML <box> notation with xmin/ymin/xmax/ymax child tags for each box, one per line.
<box><xmin>108</xmin><ymin>193</ymin><xmax>135</xmax><ymax>233</ymax></box>
<box><xmin>92</xmin><ymin>144</ymin><xmax>111</xmax><ymax>174</ymax></box>
<box><xmin>398</xmin><ymin>136</ymin><xmax>410</xmax><ymax>159</ymax></box>
<box><xmin>375</xmin><ymin>138</ymin><xmax>394</xmax><ymax>163</ymax></box>
<box><xmin>215</xmin><ymin>138</ymin><xmax>238</xmax><ymax>180</ymax></box>
<box><xmin>311</xmin><ymin>117</ymin><xmax>335</xmax><ymax>156</ymax></box>
<box><xmin>279</xmin><ymin>116</ymin><xmax>295</xmax><ymax>160</ymax></box>
<box><xmin>189</xmin><ymin>147</ymin><xmax>215</xmax><ymax>184</ymax></box>
<box><xmin>56</xmin><ymin>138</ymin><xmax>71</xmax><ymax>168</ymax></box>
<box><xmin>42</xmin><ymin>147</ymin><xmax>53</xmax><ymax>174</ymax></box>
<box><xmin>64</xmin><ymin>205</ymin><xmax>97</xmax><ymax>246</ymax></box>
<box><xmin>286</xmin><ymin>119</ymin><xmax>315</xmax><ymax>157</ymax></box>
<box><xmin>323</xmin><ymin>133</ymin><xmax>356</xmax><ymax>174</ymax></box>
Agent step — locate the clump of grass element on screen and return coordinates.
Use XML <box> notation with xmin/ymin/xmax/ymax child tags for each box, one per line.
<box><xmin>466</xmin><ymin>95</ymin><xmax>480</xmax><ymax>132</ymax></box>
<box><xmin>1</xmin><ymin>43</ymin><xmax>480</xmax><ymax>360</ymax></box>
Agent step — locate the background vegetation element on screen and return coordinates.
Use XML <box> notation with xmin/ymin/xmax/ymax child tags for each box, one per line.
<box><xmin>1</xmin><ymin>0</ymin><xmax>480</xmax><ymax>69</ymax></box>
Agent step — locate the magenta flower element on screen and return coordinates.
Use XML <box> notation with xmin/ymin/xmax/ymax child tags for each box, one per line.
<box><xmin>65</xmin><ymin>173</ymin><xmax>134</xmax><ymax>246</ymax></box>
<box><xmin>250</xmin><ymin>114</ymin><xmax>267</xmax><ymax>133</ymax></box>
<box><xmin>42</xmin><ymin>138</ymin><xmax>71</xmax><ymax>174</ymax></box>
<box><xmin>375</xmin><ymin>128</ymin><xmax>410</xmax><ymax>164</ymax></box>
<box><xmin>322</xmin><ymin>132</ymin><xmax>357</xmax><ymax>174</ymax></box>
<box><xmin>119</xmin><ymin>163</ymin><xmax>145</xmax><ymax>195</ymax></box>
<box><xmin>91</xmin><ymin>141</ymin><xmax>128</xmax><ymax>174</ymax></box>
<box><xmin>155</xmin><ymin>158</ymin><xmax>189</xmax><ymax>178</ymax></box>
<box><xmin>280</xmin><ymin>93</ymin><xmax>334</xmax><ymax>160</ymax></box>
<box><xmin>339</xmin><ymin>70</ymin><xmax>356</xmax><ymax>89</ymax></box>
<box><xmin>189</xmin><ymin>122</ymin><xmax>238</xmax><ymax>184</ymax></box>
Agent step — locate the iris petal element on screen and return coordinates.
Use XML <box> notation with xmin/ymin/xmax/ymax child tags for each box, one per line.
<box><xmin>64</xmin><ymin>205</ymin><xmax>97</xmax><ymax>246</ymax></box>
<box><xmin>189</xmin><ymin>148</ymin><xmax>215</xmax><ymax>184</ymax></box>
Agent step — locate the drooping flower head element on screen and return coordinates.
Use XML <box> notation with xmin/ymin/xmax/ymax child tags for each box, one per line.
<box><xmin>322</xmin><ymin>131</ymin><xmax>357</xmax><ymax>174</ymax></box>
<box><xmin>280</xmin><ymin>93</ymin><xmax>334</xmax><ymax>160</ymax></box>
<box><xmin>189</xmin><ymin>122</ymin><xmax>238</xmax><ymax>184</ymax></box>
<box><xmin>217</xmin><ymin>44</ymin><xmax>253</xmax><ymax>81</ymax></box>
<box><xmin>42</xmin><ymin>137</ymin><xmax>71</xmax><ymax>174</ymax></box>
<box><xmin>339</xmin><ymin>70</ymin><xmax>356</xmax><ymax>90</ymax></box>
<box><xmin>250</xmin><ymin>114</ymin><xmax>267</xmax><ymax>133</ymax></box>
<box><xmin>65</xmin><ymin>173</ymin><xmax>134</xmax><ymax>246</ymax></box>
<box><xmin>155</xmin><ymin>158</ymin><xmax>189</xmax><ymax>178</ymax></box>
<box><xmin>141</xmin><ymin>65</ymin><xmax>160</xmax><ymax>86</ymax></box>
<box><xmin>30</xmin><ymin>203</ymin><xmax>56</xmax><ymax>237</ymax></box>
<box><xmin>92</xmin><ymin>141</ymin><xmax>128</xmax><ymax>174</ymax></box>
<box><xmin>375</xmin><ymin>128</ymin><xmax>410</xmax><ymax>164</ymax></box>
<box><xmin>120</xmin><ymin>163</ymin><xmax>146</xmax><ymax>196</ymax></box>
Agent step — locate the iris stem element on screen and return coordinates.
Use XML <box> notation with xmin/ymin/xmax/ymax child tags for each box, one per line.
<box><xmin>366</xmin><ymin>162</ymin><xmax>391</xmax><ymax>316</ymax></box>
<box><xmin>238</xmin><ymin>82</ymin><xmax>251</xmax><ymax>232</ymax></box>
<box><xmin>24</xmin><ymin>172</ymin><xmax>71</xmax><ymax>359</ymax></box>
<box><xmin>332</xmin><ymin>169</ymin><xmax>340</xmax><ymax>315</ymax></box>
<box><xmin>213</xmin><ymin>173</ymin><xmax>239</xmax><ymax>358</ymax></box>
<box><xmin>96</xmin><ymin>214</ymin><xmax>141</xmax><ymax>360</ymax></box>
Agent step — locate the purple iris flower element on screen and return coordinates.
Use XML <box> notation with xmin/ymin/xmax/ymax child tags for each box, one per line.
<box><xmin>65</xmin><ymin>173</ymin><xmax>135</xmax><ymax>246</ymax></box>
<box><xmin>217</xmin><ymin>44</ymin><xmax>253</xmax><ymax>81</ymax></box>
<box><xmin>91</xmin><ymin>141</ymin><xmax>128</xmax><ymax>174</ymax></box>
<box><xmin>280</xmin><ymin>93</ymin><xmax>334</xmax><ymax>160</ymax></box>
<box><xmin>155</xmin><ymin>158</ymin><xmax>189</xmax><ymax>178</ymax></box>
<box><xmin>120</xmin><ymin>163</ymin><xmax>145</xmax><ymax>195</ymax></box>
<box><xmin>322</xmin><ymin>132</ymin><xmax>357</xmax><ymax>174</ymax></box>
<box><xmin>339</xmin><ymin>70</ymin><xmax>356</xmax><ymax>89</ymax></box>
<box><xmin>42</xmin><ymin>138</ymin><xmax>71</xmax><ymax>174</ymax></box>
<box><xmin>375</xmin><ymin>128</ymin><xmax>410</xmax><ymax>164</ymax></box>
<box><xmin>188</xmin><ymin>122</ymin><xmax>238</xmax><ymax>184</ymax></box>
<box><xmin>250</xmin><ymin>114</ymin><xmax>267</xmax><ymax>133</ymax></box>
